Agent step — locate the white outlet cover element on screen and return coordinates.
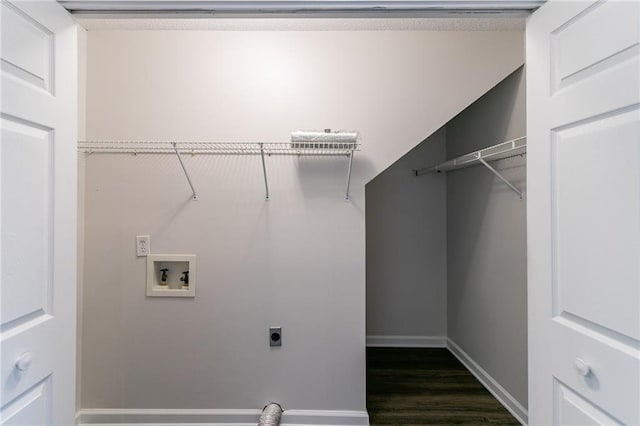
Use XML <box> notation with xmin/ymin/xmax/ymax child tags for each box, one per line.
<box><xmin>136</xmin><ymin>235</ymin><xmax>150</xmax><ymax>256</ymax></box>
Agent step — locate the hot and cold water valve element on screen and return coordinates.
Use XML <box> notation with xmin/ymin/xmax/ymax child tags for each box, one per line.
<box><xmin>146</xmin><ymin>254</ymin><xmax>196</xmax><ymax>297</ymax></box>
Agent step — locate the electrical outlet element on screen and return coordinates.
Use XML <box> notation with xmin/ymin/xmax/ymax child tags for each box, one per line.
<box><xmin>269</xmin><ymin>327</ymin><xmax>282</xmax><ymax>347</ymax></box>
<box><xmin>136</xmin><ymin>235</ymin><xmax>150</xmax><ymax>257</ymax></box>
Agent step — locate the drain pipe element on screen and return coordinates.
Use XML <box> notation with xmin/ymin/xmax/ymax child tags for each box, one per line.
<box><xmin>259</xmin><ymin>402</ymin><xmax>283</xmax><ymax>426</ymax></box>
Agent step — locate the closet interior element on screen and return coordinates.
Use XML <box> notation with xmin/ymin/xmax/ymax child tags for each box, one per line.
<box><xmin>366</xmin><ymin>66</ymin><xmax>527</xmax><ymax>423</ymax></box>
<box><xmin>75</xmin><ymin>21</ymin><xmax>526</xmax><ymax>422</ymax></box>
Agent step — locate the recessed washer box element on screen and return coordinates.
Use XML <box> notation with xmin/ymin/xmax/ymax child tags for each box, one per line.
<box><xmin>146</xmin><ymin>254</ymin><xmax>196</xmax><ymax>297</ymax></box>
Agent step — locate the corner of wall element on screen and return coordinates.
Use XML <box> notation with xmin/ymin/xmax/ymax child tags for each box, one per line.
<box><xmin>447</xmin><ymin>338</ymin><xmax>527</xmax><ymax>425</ymax></box>
<box><xmin>76</xmin><ymin>22</ymin><xmax>88</xmax><ymax>412</ymax></box>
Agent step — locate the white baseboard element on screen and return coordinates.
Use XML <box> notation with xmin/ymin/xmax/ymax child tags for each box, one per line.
<box><xmin>76</xmin><ymin>408</ymin><xmax>370</xmax><ymax>426</ymax></box>
<box><xmin>366</xmin><ymin>335</ymin><xmax>447</xmax><ymax>347</ymax></box>
<box><xmin>446</xmin><ymin>339</ymin><xmax>528</xmax><ymax>425</ymax></box>
<box><xmin>283</xmin><ymin>410</ymin><xmax>369</xmax><ymax>426</ymax></box>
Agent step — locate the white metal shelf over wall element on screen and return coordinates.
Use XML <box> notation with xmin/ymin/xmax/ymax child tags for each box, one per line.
<box><xmin>414</xmin><ymin>136</ymin><xmax>526</xmax><ymax>198</ymax></box>
<box><xmin>78</xmin><ymin>140</ymin><xmax>360</xmax><ymax>201</ymax></box>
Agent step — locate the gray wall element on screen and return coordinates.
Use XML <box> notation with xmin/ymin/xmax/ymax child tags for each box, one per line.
<box><xmin>446</xmin><ymin>67</ymin><xmax>527</xmax><ymax>407</ymax></box>
<box><xmin>366</xmin><ymin>127</ymin><xmax>447</xmax><ymax>340</ymax></box>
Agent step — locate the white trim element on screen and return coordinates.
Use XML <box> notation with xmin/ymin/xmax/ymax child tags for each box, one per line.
<box><xmin>61</xmin><ymin>1</ymin><xmax>545</xmax><ymax>13</ymax></box>
<box><xmin>76</xmin><ymin>408</ymin><xmax>260</xmax><ymax>425</ymax></box>
<box><xmin>76</xmin><ymin>409</ymin><xmax>370</xmax><ymax>426</ymax></box>
<box><xmin>446</xmin><ymin>339</ymin><xmax>528</xmax><ymax>425</ymax></box>
<box><xmin>283</xmin><ymin>410</ymin><xmax>369</xmax><ymax>425</ymax></box>
<box><xmin>366</xmin><ymin>335</ymin><xmax>447</xmax><ymax>347</ymax></box>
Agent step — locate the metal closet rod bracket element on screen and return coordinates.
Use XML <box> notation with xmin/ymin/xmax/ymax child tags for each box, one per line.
<box><xmin>477</xmin><ymin>157</ymin><xmax>523</xmax><ymax>199</ymax></box>
<box><xmin>259</xmin><ymin>142</ymin><xmax>270</xmax><ymax>200</ymax></box>
<box><xmin>345</xmin><ymin>150</ymin><xmax>354</xmax><ymax>201</ymax></box>
<box><xmin>172</xmin><ymin>142</ymin><xmax>198</xmax><ymax>201</ymax></box>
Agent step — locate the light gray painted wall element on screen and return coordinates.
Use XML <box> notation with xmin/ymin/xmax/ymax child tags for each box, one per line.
<box><xmin>80</xmin><ymin>28</ymin><xmax>524</xmax><ymax>411</ymax></box>
<box><xmin>446</xmin><ymin>67</ymin><xmax>527</xmax><ymax>407</ymax></box>
<box><xmin>366</xmin><ymin>127</ymin><xmax>447</xmax><ymax>338</ymax></box>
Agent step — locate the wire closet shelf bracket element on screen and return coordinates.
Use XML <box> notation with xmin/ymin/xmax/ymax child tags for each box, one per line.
<box><xmin>78</xmin><ymin>141</ymin><xmax>361</xmax><ymax>201</ymax></box>
<box><xmin>413</xmin><ymin>136</ymin><xmax>526</xmax><ymax>199</ymax></box>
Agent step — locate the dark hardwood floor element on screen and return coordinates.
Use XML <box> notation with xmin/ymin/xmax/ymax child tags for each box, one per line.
<box><xmin>367</xmin><ymin>348</ymin><xmax>519</xmax><ymax>425</ymax></box>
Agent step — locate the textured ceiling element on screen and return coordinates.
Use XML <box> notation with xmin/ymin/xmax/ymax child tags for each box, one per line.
<box><xmin>77</xmin><ymin>16</ymin><xmax>526</xmax><ymax>30</ymax></box>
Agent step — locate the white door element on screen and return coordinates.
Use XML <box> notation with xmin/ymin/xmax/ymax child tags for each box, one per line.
<box><xmin>0</xmin><ymin>0</ymin><xmax>77</xmax><ymax>424</ymax></box>
<box><xmin>527</xmin><ymin>0</ymin><xmax>640</xmax><ymax>424</ymax></box>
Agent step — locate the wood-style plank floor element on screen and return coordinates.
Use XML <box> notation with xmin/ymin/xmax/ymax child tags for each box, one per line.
<box><xmin>367</xmin><ymin>348</ymin><xmax>519</xmax><ymax>425</ymax></box>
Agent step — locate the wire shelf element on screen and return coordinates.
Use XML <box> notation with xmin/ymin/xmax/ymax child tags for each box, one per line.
<box><xmin>78</xmin><ymin>141</ymin><xmax>360</xmax><ymax>156</ymax></box>
<box><xmin>414</xmin><ymin>136</ymin><xmax>526</xmax><ymax>199</ymax></box>
<box><xmin>414</xmin><ymin>136</ymin><xmax>526</xmax><ymax>175</ymax></box>
<box><xmin>78</xmin><ymin>140</ymin><xmax>360</xmax><ymax>201</ymax></box>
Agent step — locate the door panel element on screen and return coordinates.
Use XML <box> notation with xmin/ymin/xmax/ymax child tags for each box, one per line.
<box><xmin>553</xmin><ymin>107</ymin><xmax>640</xmax><ymax>341</ymax></box>
<box><xmin>0</xmin><ymin>0</ymin><xmax>77</xmax><ymax>424</ymax></box>
<box><xmin>527</xmin><ymin>0</ymin><xmax>640</xmax><ymax>424</ymax></box>
<box><xmin>550</xmin><ymin>0</ymin><xmax>639</xmax><ymax>92</ymax></box>
<box><xmin>551</xmin><ymin>316</ymin><xmax>639</xmax><ymax>424</ymax></box>
<box><xmin>0</xmin><ymin>0</ymin><xmax>54</xmax><ymax>92</ymax></box>
<box><xmin>555</xmin><ymin>380</ymin><xmax>622</xmax><ymax>425</ymax></box>
<box><xmin>1</xmin><ymin>376</ymin><xmax>52</xmax><ymax>426</ymax></box>
<box><xmin>1</xmin><ymin>116</ymin><xmax>53</xmax><ymax>326</ymax></box>
<box><xmin>1</xmin><ymin>316</ymin><xmax>55</xmax><ymax>406</ymax></box>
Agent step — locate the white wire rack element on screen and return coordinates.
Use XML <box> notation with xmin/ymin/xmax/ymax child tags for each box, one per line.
<box><xmin>78</xmin><ymin>141</ymin><xmax>359</xmax><ymax>156</ymax></box>
<box><xmin>414</xmin><ymin>136</ymin><xmax>526</xmax><ymax>198</ymax></box>
<box><xmin>78</xmin><ymin>140</ymin><xmax>360</xmax><ymax>201</ymax></box>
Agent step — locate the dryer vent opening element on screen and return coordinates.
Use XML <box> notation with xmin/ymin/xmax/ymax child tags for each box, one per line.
<box><xmin>259</xmin><ymin>402</ymin><xmax>283</xmax><ymax>426</ymax></box>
